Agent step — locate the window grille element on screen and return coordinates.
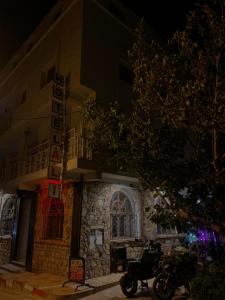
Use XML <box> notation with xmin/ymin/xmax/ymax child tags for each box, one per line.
<box><xmin>157</xmin><ymin>224</ymin><xmax>177</xmax><ymax>235</ymax></box>
<box><xmin>0</xmin><ymin>197</ymin><xmax>15</xmax><ymax>235</ymax></box>
<box><xmin>110</xmin><ymin>192</ymin><xmax>134</xmax><ymax>239</ymax></box>
<box><xmin>42</xmin><ymin>197</ymin><xmax>64</xmax><ymax>239</ymax></box>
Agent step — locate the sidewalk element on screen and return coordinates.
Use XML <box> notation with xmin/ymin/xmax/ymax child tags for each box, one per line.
<box><xmin>0</xmin><ymin>265</ymin><xmax>122</xmax><ymax>300</ymax></box>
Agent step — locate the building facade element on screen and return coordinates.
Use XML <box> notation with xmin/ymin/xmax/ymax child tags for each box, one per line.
<box><xmin>0</xmin><ymin>0</ymin><xmax>179</xmax><ymax>278</ymax></box>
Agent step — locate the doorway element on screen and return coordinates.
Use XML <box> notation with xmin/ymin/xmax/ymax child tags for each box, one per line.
<box><xmin>110</xmin><ymin>247</ymin><xmax>126</xmax><ymax>273</ymax></box>
<box><xmin>12</xmin><ymin>191</ymin><xmax>37</xmax><ymax>270</ymax></box>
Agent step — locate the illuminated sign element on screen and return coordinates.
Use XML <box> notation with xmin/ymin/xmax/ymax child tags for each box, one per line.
<box><xmin>48</xmin><ymin>183</ymin><xmax>61</xmax><ymax>199</ymax></box>
<box><xmin>48</xmin><ymin>164</ymin><xmax>61</xmax><ymax>180</ymax></box>
<box><xmin>50</xmin><ymin>145</ymin><xmax>62</xmax><ymax>163</ymax></box>
<box><xmin>48</xmin><ymin>74</ymin><xmax>65</xmax><ymax>184</ymax></box>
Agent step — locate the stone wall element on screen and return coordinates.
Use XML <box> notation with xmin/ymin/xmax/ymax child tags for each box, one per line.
<box><xmin>142</xmin><ymin>190</ymin><xmax>158</xmax><ymax>240</ymax></box>
<box><xmin>32</xmin><ymin>182</ymin><xmax>74</xmax><ymax>276</ymax></box>
<box><xmin>80</xmin><ymin>183</ymin><xmax>111</xmax><ymax>278</ymax></box>
<box><xmin>0</xmin><ymin>236</ymin><xmax>11</xmax><ymax>265</ymax></box>
<box><xmin>80</xmin><ymin>182</ymin><xmax>143</xmax><ymax>279</ymax></box>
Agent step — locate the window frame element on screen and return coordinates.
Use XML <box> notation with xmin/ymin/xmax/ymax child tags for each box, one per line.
<box><xmin>110</xmin><ymin>191</ymin><xmax>134</xmax><ymax>240</ymax></box>
<box><xmin>0</xmin><ymin>197</ymin><xmax>15</xmax><ymax>236</ymax></box>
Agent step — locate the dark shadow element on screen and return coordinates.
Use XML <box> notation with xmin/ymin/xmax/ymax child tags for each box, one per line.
<box><xmin>134</xmin><ymin>287</ymin><xmax>153</xmax><ymax>298</ymax></box>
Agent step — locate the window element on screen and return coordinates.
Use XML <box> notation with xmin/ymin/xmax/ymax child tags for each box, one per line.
<box><xmin>47</xmin><ymin>66</ymin><xmax>56</xmax><ymax>84</ymax></box>
<box><xmin>40</xmin><ymin>65</ymin><xmax>56</xmax><ymax>88</ymax></box>
<box><xmin>42</xmin><ymin>197</ymin><xmax>64</xmax><ymax>239</ymax></box>
<box><xmin>119</xmin><ymin>64</ymin><xmax>133</xmax><ymax>85</ymax></box>
<box><xmin>110</xmin><ymin>192</ymin><xmax>133</xmax><ymax>239</ymax></box>
<box><xmin>0</xmin><ymin>197</ymin><xmax>15</xmax><ymax>235</ymax></box>
<box><xmin>15</xmin><ymin>91</ymin><xmax>26</xmax><ymax>108</ymax></box>
<box><xmin>21</xmin><ymin>91</ymin><xmax>26</xmax><ymax>104</ymax></box>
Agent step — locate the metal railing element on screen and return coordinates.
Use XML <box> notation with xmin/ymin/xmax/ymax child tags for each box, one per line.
<box><xmin>67</xmin><ymin>128</ymin><xmax>92</xmax><ymax>161</ymax></box>
<box><xmin>3</xmin><ymin>140</ymin><xmax>50</xmax><ymax>182</ymax></box>
<box><xmin>0</xmin><ymin>129</ymin><xmax>92</xmax><ymax>183</ymax></box>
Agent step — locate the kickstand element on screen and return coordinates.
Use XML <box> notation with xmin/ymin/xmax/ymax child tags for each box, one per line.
<box><xmin>63</xmin><ymin>280</ymin><xmax>96</xmax><ymax>292</ymax></box>
<box><xmin>140</xmin><ymin>280</ymin><xmax>149</xmax><ymax>290</ymax></box>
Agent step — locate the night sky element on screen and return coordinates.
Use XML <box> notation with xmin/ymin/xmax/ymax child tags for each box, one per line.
<box><xmin>0</xmin><ymin>0</ymin><xmax>195</xmax><ymax>70</ymax></box>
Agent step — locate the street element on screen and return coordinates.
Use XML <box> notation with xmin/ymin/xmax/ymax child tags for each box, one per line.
<box><xmin>82</xmin><ymin>284</ymin><xmax>185</xmax><ymax>300</ymax></box>
<box><xmin>82</xmin><ymin>284</ymin><xmax>153</xmax><ymax>300</ymax></box>
<box><xmin>0</xmin><ymin>288</ymin><xmax>36</xmax><ymax>300</ymax></box>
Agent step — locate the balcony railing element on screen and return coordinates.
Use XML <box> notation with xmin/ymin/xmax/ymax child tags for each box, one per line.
<box><xmin>2</xmin><ymin>140</ymin><xmax>50</xmax><ymax>183</ymax></box>
<box><xmin>0</xmin><ymin>129</ymin><xmax>92</xmax><ymax>184</ymax></box>
<box><xmin>67</xmin><ymin>128</ymin><xmax>92</xmax><ymax>161</ymax></box>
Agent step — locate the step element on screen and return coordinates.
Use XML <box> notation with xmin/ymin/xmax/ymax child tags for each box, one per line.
<box><xmin>0</xmin><ymin>264</ymin><xmax>25</xmax><ymax>273</ymax></box>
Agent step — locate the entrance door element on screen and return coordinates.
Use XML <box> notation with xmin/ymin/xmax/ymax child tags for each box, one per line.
<box><xmin>16</xmin><ymin>197</ymin><xmax>32</xmax><ymax>264</ymax></box>
<box><xmin>12</xmin><ymin>191</ymin><xmax>37</xmax><ymax>270</ymax></box>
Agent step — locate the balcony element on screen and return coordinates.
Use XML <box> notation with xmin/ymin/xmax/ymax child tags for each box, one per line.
<box><xmin>0</xmin><ymin>141</ymin><xmax>49</xmax><ymax>190</ymax></box>
<box><xmin>66</xmin><ymin>128</ymin><xmax>94</xmax><ymax>175</ymax></box>
<box><xmin>0</xmin><ymin>129</ymin><xmax>93</xmax><ymax>190</ymax></box>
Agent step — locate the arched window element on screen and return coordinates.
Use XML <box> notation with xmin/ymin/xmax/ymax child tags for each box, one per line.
<box><xmin>0</xmin><ymin>197</ymin><xmax>15</xmax><ymax>235</ymax></box>
<box><xmin>110</xmin><ymin>192</ymin><xmax>134</xmax><ymax>239</ymax></box>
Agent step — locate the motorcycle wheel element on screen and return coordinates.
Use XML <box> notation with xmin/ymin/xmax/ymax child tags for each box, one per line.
<box><xmin>153</xmin><ymin>273</ymin><xmax>175</xmax><ymax>300</ymax></box>
<box><xmin>120</xmin><ymin>274</ymin><xmax>138</xmax><ymax>298</ymax></box>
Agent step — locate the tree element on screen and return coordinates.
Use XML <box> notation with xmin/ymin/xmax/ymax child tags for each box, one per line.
<box><xmin>83</xmin><ymin>1</ymin><xmax>225</xmax><ymax>235</ymax></box>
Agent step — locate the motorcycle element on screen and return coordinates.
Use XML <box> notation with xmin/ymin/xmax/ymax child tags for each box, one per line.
<box><xmin>120</xmin><ymin>240</ymin><xmax>163</xmax><ymax>298</ymax></box>
<box><xmin>153</xmin><ymin>252</ymin><xmax>198</xmax><ymax>300</ymax></box>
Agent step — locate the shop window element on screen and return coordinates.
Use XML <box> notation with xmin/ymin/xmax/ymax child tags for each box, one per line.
<box><xmin>110</xmin><ymin>192</ymin><xmax>134</xmax><ymax>239</ymax></box>
<box><xmin>42</xmin><ymin>197</ymin><xmax>64</xmax><ymax>239</ymax></box>
<box><xmin>0</xmin><ymin>197</ymin><xmax>15</xmax><ymax>235</ymax></box>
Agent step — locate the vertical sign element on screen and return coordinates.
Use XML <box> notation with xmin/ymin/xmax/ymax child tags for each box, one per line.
<box><xmin>48</xmin><ymin>74</ymin><xmax>65</xmax><ymax>195</ymax></box>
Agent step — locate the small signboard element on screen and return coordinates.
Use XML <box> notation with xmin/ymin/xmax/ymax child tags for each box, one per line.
<box><xmin>53</xmin><ymin>84</ymin><xmax>63</xmax><ymax>100</ymax></box>
<box><xmin>48</xmin><ymin>164</ymin><xmax>61</xmax><ymax>180</ymax></box>
<box><xmin>48</xmin><ymin>183</ymin><xmax>61</xmax><ymax>199</ymax></box>
<box><xmin>69</xmin><ymin>257</ymin><xmax>85</xmax><ymax>284</ymax></box>
<box><xmin>51</xmin><ymin>115</ymin><xmax>64</xmax><ymax>130</ymax></box>
<box><xmin>50</xmin><ymin>144</ymin><xmax>62</xmax><ymax>163</ymax></box>
<box><xmin>52</xmin><ymin>100</ymin><xmax>64</xmax><ymax>115</ymax></box>
<box><xmin>54</xmin><ymin>73</ymin><xmax>64</xmax><ymax>86</ymax></box>
<box><xmin>51</xmin><ymin>131</ymin><xmax>62</xmax><ymax>145</ymax></box>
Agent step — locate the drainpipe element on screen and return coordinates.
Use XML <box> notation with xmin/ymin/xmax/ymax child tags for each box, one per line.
<box><xmin>70</xmin><ymin>174</ymin><xmax>83</xmax><ymax>257</ymax></box>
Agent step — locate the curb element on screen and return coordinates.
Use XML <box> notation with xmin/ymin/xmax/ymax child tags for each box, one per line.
<box><xmin>51</xmin><ymin>280</ymin><xmax>120</xmax><ymax>300</ymax></box>
<box><xmin>0</xmin><ymin>274</ymin><xmax>120</xmax><ymax>300</ymax></box>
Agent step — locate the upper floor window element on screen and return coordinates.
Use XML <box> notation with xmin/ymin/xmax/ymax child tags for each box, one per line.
<box><xmin>20</xmin><ymin>91</ymin><xmax>27</xmax><ymax>104</ymax></box>
<box><xmin>110</xmin><ymin>191</ymin><xmax>134</xmax><ymax>239</ymax></box>
<box><xmin>40</xmin><ymin>65</ymin><xmax>56</xmax><ymax>88</ymax></box>
<box><xmin>15</xmin><ymin>90</ymin><xmax>26</xmax><ymax>108</ymax></box>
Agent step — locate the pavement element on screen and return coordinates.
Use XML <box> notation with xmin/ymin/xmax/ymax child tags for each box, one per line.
<box><xmin>0</xmin><ymin>264</ymin><xmax>122</xmax><ymax>300</ymax></box>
